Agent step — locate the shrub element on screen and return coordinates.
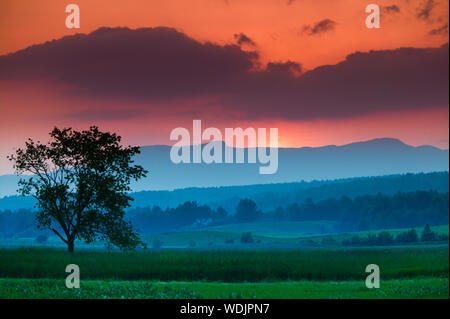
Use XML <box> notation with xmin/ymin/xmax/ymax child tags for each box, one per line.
<box><xmin>240</xmin><ymin>232</ymin><xmax>254</xmax><ymax>244</ymax></box>
<box><xmin>350</xmin><ymin>235</ymin><xmax>362</xmax><ymax>246</ymax></box>
<box><xmin>376</xmin><ymin>231</ymin><xmax>394</xmax><ymax>246</ymax></box>
<box><xmin>396</xmin><ymin>229</ymin><xmax>419</xmax><ymax>243</ymax></box>
<box><xmin>366</xmin><ymin>233</ymin><xmax>378</xmax><ymax>246</ymax></box>
<box><xmin>421</xmin><ymin>224</ymin><xmax>438</xmax><ymax>242</ymax></box>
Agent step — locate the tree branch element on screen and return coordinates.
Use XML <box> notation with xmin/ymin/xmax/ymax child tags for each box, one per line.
<box><xmin>51</xmin><ymin>228</ymin><xmax>68</xmax><ymax>244</ymax></box>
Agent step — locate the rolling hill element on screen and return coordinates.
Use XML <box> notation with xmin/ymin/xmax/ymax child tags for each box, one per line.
<box><xmin>1</xmin><ymin>138</ymin><xmax>448</xmax><ymax>199</ymax></box>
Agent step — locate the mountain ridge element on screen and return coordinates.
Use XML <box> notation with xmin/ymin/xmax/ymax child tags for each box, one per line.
<box><xmin>0</xmin><ymin>137</ymin><xmax>448</xmax><ymax>197</ymax></box>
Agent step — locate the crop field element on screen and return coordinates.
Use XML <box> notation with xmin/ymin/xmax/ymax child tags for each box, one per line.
<box><xmin>0</xmin><ymin>224</ymin><xmax>448</xmax><ymax>299</ymax></box>
<box><xmin>0</xmin><ymin>277</ymin><xmax>448</xmax><ymax>299</ymax></box>
<box><xmin>1</xmin><ymin>247</ymin><xmax>448</xmax><ymax>281</ymax></box>
<box><xmin>0</xmin><ymin>246</ymin><xmax>448</xmax><ymax>298</ymax></box>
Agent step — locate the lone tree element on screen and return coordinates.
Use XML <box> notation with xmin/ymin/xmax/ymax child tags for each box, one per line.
<box><xmin>8</xmin><ymin>126</ymin><xmax>148</xmax><ymax>252</ymax></box>
<box><xmin>235</xmin><ymin>198</ymin><xmax>261</xmax><ymax>222</ymax></box>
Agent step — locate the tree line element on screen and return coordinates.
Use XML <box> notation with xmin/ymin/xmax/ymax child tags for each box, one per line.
<box><xmin>342</xmin><ymin>225</ymin><xmax>448</xmax><ymax>246</ymax></box>
<box><xmin>1</xmin><ymin>190</ymin><xmax>448</xmax><ymax>237</ymax></box>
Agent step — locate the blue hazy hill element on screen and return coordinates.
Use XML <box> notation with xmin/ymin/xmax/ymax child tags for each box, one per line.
<box><xmin>0</xmin><ymin>138</ymin><xmax>448</xmax><ymax>200</ymax></box>
<box><xmin>0</xmin><ymin>138</ymin><xmax>448</xmax><ymax>211</ymax></box>
<box><xmin>130</xmin><ymin>138</ymin><xmax>449</xmax><ymax>190</ymax></box>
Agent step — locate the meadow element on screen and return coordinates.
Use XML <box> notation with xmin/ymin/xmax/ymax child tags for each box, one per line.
<box><xmin>0</xmin><ymin>246</ymin><xmax>448</xmax><ymax>298</ymax></box>
<box><xmin>0</xmin><ymin>223</ymin><xmax>448</xmax><ymax>299</ymax></box>
<box><xmin>1</xmin><ymin>247</ymin><xmax>448</xmax><ymax>282</ymax></box>
<box><xmin>1</xmin><ymin>277</ymin><xmax>448</xmax><ymax>299</ymax></box>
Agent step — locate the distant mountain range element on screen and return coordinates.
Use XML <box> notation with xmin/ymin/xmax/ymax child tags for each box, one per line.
<box><xmin>0</xmin><ymin>138</ymin><xmax>448</xmax><ymax>198</ymax></box>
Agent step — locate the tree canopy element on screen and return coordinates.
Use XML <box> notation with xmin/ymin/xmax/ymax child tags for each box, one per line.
<box><xmin>8</xmin><ymin>126</ymin><xmax>148</xmax><ymax>252</ymax></box>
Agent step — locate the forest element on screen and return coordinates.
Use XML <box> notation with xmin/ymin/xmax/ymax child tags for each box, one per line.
<box><xmin>1</xmin><ymin>189</ymin><xmax>448</xmax><ymax>237</ymax></box>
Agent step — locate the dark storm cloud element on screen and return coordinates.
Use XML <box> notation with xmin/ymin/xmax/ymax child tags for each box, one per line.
<box><xmin>302</xmin><ymin>19</ymin><xmax>337</xmax><ymax>35</ymax></box>
<box><xmin>0</xmin><ymin>27</ymin><xmax>258</xmax><ymax>100</ymax></box>
<box><xmin>0</xmin><ymin>27</ymin><xmax>448</xmax><ymax>121</ymax></box>
<box><xmin>266</xmin><ymin>61</ymin><xmax>302</xmax><ymax>75</ymax></box>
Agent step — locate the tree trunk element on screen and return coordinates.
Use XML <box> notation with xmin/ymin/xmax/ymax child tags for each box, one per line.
<box><xmin>68</xmin><ymin>240</ymin><xmax>75</xmax><ymax>253</ymax></box>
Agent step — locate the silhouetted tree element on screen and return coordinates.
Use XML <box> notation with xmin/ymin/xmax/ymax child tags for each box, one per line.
<box><xmin>396</xmin><ymin>228</ymin><xmax>419</xmax><ymax>243</ymax></box>
<box><xmin>235</xmin><ymin>198</ymin><xmax>262</xmax><ymax>222</ymax></box>
<box><xmin>215</xmin><ymin>206</ymin><xmax>228</xmax><ymax>219</ymax></box>
<box><xmin>421</xmin><ymin>224</ymin><xmax>437</xmax><ymax>242</ymax></box>
<box><xmin>8</xmin><ymin>126</ymin><xmax>147</xmax><ymax>252</ymax></box>
<box><xmin>376</xmin><ymin>231</ymin><xmax>394</xmax><ymax>245</ymax></box>
<box><xmin>240</xmin><ymin>232</ymin><xmax>254</xmax><ymax>243</ymax></box>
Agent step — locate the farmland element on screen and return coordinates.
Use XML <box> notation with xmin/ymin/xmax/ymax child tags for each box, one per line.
<box><xmin>0</xmin><ymin>222</ymin><xmax>448</xmax><ymax>299</ymax></box>
<box><xmin>0</xmin><ymin>245</ymin><xmax>448</xmax><ymax>298</ymax></box>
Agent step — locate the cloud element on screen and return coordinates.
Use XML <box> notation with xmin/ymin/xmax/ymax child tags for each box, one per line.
<box><xmin>0</xmin><ymin>27</ymin><xmax>258</xmax><ymax>100</ymax></box>
<box><xmin>383</xmin><ymin>5</ymin><xmax>401</xmax><ymax>14</ymax></box>
<box><xmin>0</xmin><ymin>27</ymin><xmax>448</xmax><ymax>121</ymax></box>
<box><xmin>429</xmin><ymin>23</ymin><xmax>449</xmax><ymax>35</ymax></box>
<box><xmin>302</xmin><ymin>19</ymin><xmax>336</xmax><ymax>36</ymax></box>
<box><xmin>417</xmin><ymin>0</ymin><xmax>435</xmax><ymax>20</ymax></box>
<box><xmin>266</xmin><ymin>61</ymin><xmax>302</xmax><ymax>75</ymax></box>
<box><xmin>234</xmin><ymin>33</ymin><xmax>256</xmax><ymax>47</ymax></box>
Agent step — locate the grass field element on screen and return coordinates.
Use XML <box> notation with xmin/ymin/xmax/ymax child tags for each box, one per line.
<box><xmin>0</xmin><ymin>277</ymin><xmax>448</xmax><ymax>299</ymax></box>
<box><xmin>205</xmin><ymin>220</ymin><xmax>338</xmax><ymax>237</ymax></box>
<box><xmin>0</xmin><ymin>225</ymin><xmax>448</xmax><ymax>299</ymax></box>
<box><xmin>1</xmin><ymin>224</ymin><xmax>447</xmax><ymax>249</ymax></box>
<box><xmin>1</xmin><ymin>247</ymin><xmax>448</xmax><ymax>282</ymax></box>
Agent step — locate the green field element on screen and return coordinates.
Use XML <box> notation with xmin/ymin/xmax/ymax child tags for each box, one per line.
<box><xmin>0</xmin><ymin>246</ymin><xmax>448</xmax><ymax>298</ymax></box>
<box><xmin>0</xmin><ymin>223</ymin><xmax>448</xmax><ymax>299</ymax></box>
<box><xmin>1</xmin><ymin>223</ymin><xmax>447</xmax><ymax>249</ymax></box>
<box><xmin>1</xmin><ymin>247</ymin><xmax>448</xmax><ymax>281</ymax></box>
<box><xmin>205</xmin><ymin>220</ymin><xmax>338</xmax><ymax>237</ymax></box>
<box><xmin>143</xmin><ymin>224</ymin><xmax>449</xmax><ymax>248</ymax></box>
<box><xmin>1</xmin><ymin>277</ymin><xmax>448</xmax><ymax>299</ymax></box>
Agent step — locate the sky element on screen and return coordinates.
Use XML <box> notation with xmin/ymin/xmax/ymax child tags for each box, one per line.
<box><xmin>0</xmin><ymin>0</ymin><xmax>449</xmax><ymax>174</ymax></box>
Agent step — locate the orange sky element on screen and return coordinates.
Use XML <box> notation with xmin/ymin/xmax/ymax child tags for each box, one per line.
<box><xmin>0</xmin><ymin>0</ymin><xmax>449</xmax><ymax>174</ymax></box>
<box><xmin>0</xmin><ymin>0</ymin><xmax>448</xmax><ymax>68</ymax></box>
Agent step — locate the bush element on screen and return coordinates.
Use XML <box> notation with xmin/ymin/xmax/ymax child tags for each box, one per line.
<box><xmin>240</xmin><ymin>232</ymin><xmax>254</xmax><ymax>244</ymax></box>
<box><xmin>35</xmin><ymin>234</ymin><xmax>48</xmax><ymax>244</ymax></box>
<box><xmin>342</xmin><ymin>232</ymin><xmax>394</xmax><ymax>246</ymax></box>
<box><xmin>396</xmin><ymin>229</ymin><xmax>419</xmax><ymax>244</ymax></box>
<box><xmin>350</xmin><ymin>235</ymin><xmax>362</xmax><ymax>246</ymax></box>
<box><xmin>376</xmin><ymin>231</ymin><xmax>394</xmax><ymax>246</ymax></box>
<box><xmin>366</xmin><ymin>233</ymin><xmax>378</xmax><ymax>246</ymax></box>
<box><xmin>421</xmin><ymin>224</ymin><xmax>438</xmax><ymax>242</ymax></box>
